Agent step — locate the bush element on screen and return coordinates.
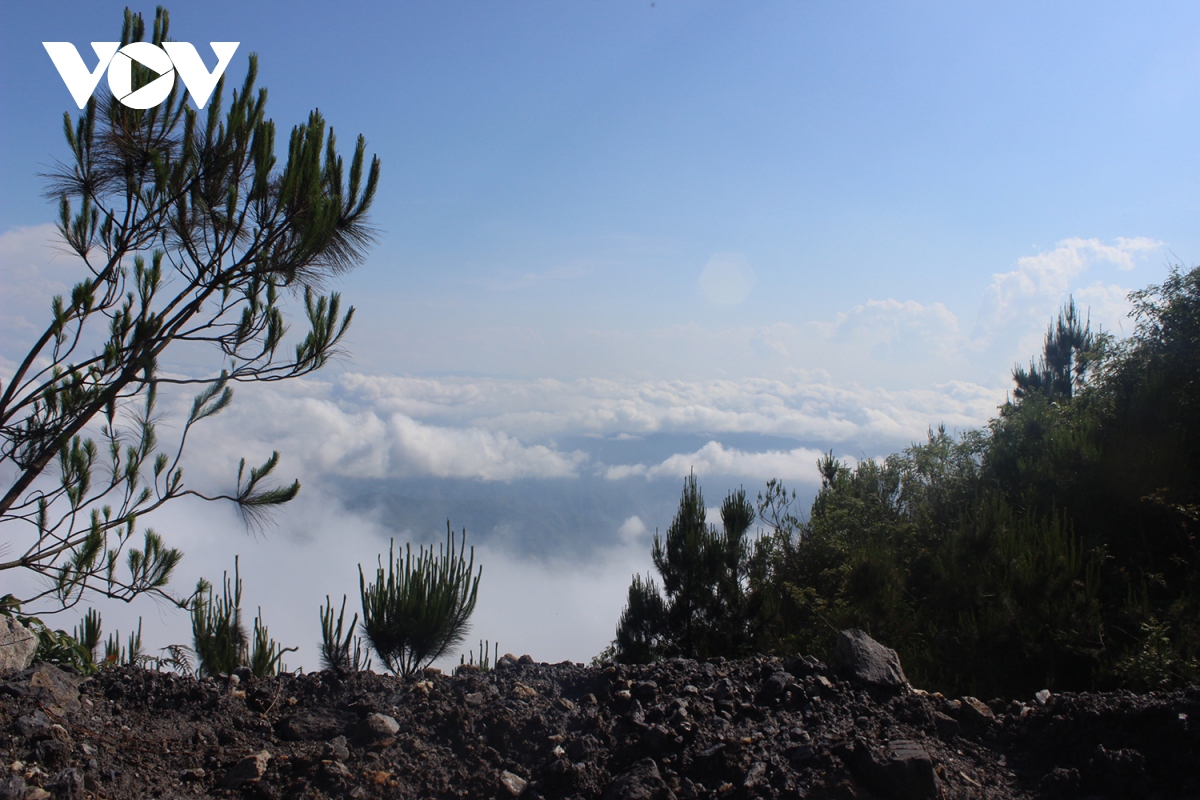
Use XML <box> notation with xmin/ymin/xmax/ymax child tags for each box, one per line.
<box><xmin>319</xmin><ymin>594</ymin><xmax>371</xmax><ymax>674</ymax></box>
<box><xmin>359</xmin><ymin>524</ymin><xmax>482</xmax><ymax>678</ymax></box>
<box><xmin>191</xmin><ymin>558</ymin><xmax>295</xmax><ymax>677</ymax></box>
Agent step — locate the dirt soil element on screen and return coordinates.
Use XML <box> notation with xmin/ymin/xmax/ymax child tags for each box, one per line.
<box><xmin>1</xmin><ymin>654</ymin><xmax>1197</xmax><ymax>799</ymax></box>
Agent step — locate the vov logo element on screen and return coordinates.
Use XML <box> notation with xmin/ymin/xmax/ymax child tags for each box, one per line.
<box><xmin>43</xmin><ymin>41</ymin><xmax>239</xmax><ymax>110</ymax></box>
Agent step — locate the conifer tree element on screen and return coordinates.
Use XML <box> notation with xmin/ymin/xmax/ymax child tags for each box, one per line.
<box><xmin>0</xmin><ymin>8</ymin><xmax>380</xmax><ymax>611</ymax></box>
<box><xmin>1013</xmin><ymin>298</ymin><xmax>1095</xmax><ymax>402</ymax></box>
<box><xmin>615</xmin><ymin>475</ymin><xmax>757</xmax><ymax>662</ymax></box>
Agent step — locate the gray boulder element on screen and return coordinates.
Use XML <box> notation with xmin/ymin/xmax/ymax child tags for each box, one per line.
<box><xmin>0</xmin><ymin>617</ymin><xmax>37</xmax><ymax>675</ymax></box>
<box><xmin>834</xmin><ymin>628</ymin><xmax>908</xmax><ymax>687</ymax></box>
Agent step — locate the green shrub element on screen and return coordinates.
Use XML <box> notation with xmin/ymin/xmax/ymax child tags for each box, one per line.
<box><xmin>359</xmin><ymin>524</ymin><xmax>482</xmax><ymax>678</ymax></box>
<box><xmin>192</xmin><ymin>558</ymin><xmax>294</xmax><ymax>677</ymax></box>
<box><xmin>319</xmin><ymin>595</ymin><xmax>371</xmax><ymax>674</ymax></box>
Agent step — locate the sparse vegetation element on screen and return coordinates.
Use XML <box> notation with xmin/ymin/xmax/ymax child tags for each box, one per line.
<box><xmin>359</xmin><ymin>524</ymin><xmax>482</xmax><ymax>678</ymax></box>
<box><xmin>191</xmin><ymin>557</ymin><xmax>295</xmax><ymax>678</ymax></box>
<box><xmin>318</xmin><ymin>594</ymin><xmax>371</xmax><ymax>674</ymax></box>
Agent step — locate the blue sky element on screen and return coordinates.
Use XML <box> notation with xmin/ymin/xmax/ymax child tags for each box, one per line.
<box><xmin>3</xmin><ymin>1</ymin><xmax>1200</xmax><ymax>666</ymax></box>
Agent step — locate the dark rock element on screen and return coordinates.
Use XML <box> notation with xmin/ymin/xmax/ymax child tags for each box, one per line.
<box><xmin>743</xmin><ymin>761</ymin><xmax>768</xmax><ymax>788</ymax></box>
<box><xmin>834</xmin><ymin>629</ymin><xmax>907</xmax><ymax>687</ymax></box>
<box><xmin>757</xmin><ymin>671</ymin><xmax>795</xmax><ymax>704</ymax></box>
<box><xmin>603</xmin><ymin>758</ymin><xmax>677</xmax><ymax>800</ymax></box>
<box><xmin>28</xmin><ymin>666</ymin><xmax>81</xmax><ymax>715</ymax></box>
<box><xmin>960</xmin><ymin>697</ymin><xmax>994</xmax><ymax>726</ymax></box>
<box><xmin>358</xmin><ymin>712</ymin><xmax>400</xmax><ymax>741</ymax></box>
<box><xmin>323</xmin><ymin>735</ymin><xmax>351</xmax><ymax>761</ymax></box>
<box><xmin>220</xmin><ymin>750</ymin><xmax>271</xmax><ymax>789</ymax></box>
<box><xmin>276</xmin><ymin>709</ymin><xmax>353</xmax><ymax>741</ymax></box>
<box><xmin>632</xmin><ymin>680</ymin><xmax>659</xmax><ymax>702</ymax></box>
<box><xmin>932</xmin><ymin>711</ymin><xmax>959</xmax><ymax>740</ymax></box>
<box><xmin>854</xmin><ymin>739</ymin><xmax>937</xmax><ymax>800</ymax></box>
<box><xmin>16</xmin><ymin>711</ymin><xmax>52</xmax><ymax>738</ymax></box>
<box><xmin>0</xmin><ymin>776</ymin><xmax>27</xmax><ymax>800</ymax></box>
<box><xmin>46</xmin><ymin>768</ymin><xmax>84</xmax><ymax>800</ymax></box>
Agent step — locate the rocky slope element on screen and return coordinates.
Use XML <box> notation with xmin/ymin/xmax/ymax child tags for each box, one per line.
<box><xmin>1</xmin><ymin>648</ymin><xmax>1197</xmax><ymax>800</ymax></box>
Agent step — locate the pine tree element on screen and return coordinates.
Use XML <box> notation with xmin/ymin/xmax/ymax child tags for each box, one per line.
<box><xmin>614</xmin><ymin>475</ymin><xmax>758</xmax><ymax>662</ymax></box>
<box><xmin>0</xmin><ymin>8</ymin><xmax>380</xmax><ymax>611</ymax></box>
<box><xmin>1013</xmin><ymin>298</ymin><xmax>1095</xmax><ymax>402</ymax></box>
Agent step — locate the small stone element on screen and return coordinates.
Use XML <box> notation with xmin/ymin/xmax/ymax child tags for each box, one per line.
<box><xmin>455</xmin><ymin>663</ymin><xmax>480</xmax><ymax>675</ymax></box>
<box><xmin>631</xmin><ymin>680</ymin><xmax>658</xmax><ymax>702</ymax></box>
<box><xmin>933</xmin><ymin>712</ymin><xmax>959</xmax><ymax>740</ymax></box>
<box><xmin>277</xmin><ymin>710</ymin><xmax>353</xmax><ymax>741</ymax></box>
<box><xmin>360</xmin><ymin>713</ymin><xmax>400</xmax><ymax>740</ymax></box>
<box><xmin>513</xmin><ymin>682</ymin><xmax>538</xmax><ymax>698</ymax></box>
<box><xmin>960</xmin><ymin>697</ymin><xmax>995</xmax><ymax>726</ymax></box>
<box><xmin>422</xmin><ymin>666</ymin><xmax>442</xmax><ymax>677</ymax></box>
<box><xmin>24</xmin><ymin>788</ymin><xmax>51</xmax><ymax>800</ymax></box>
<box><xmin>602</xmin><ymin>758</ymin><xmax>676</xmax><ymax>800</ymax></box>
<box><xmin>816</xmin><ymin>675</ymin><xmax>834</xmax><ymax>690</ymax></box>
<box><xmin>321</xmin><ymin>761</ymin><xmax>354</xmax><ymax>781</ymax></box>
<box><xmin>743</xmin><ymin>762</ymin><xmax>768</xmax><ymax>788</ymax></box>
<box><xmin>180</xmin><ymin>768</ymin><xmax>206</xmax><ymax>781</ymax></box>
<box><xmin>323</xmin><ymin>736</ymin><xmax>350</xmax><ymax>761</ymax></box>
<box><xmin>756</xmin><ymin>672</ymin><xmax>794</xmax><ymax>704</ymax></box>
<box><xmin>464</xmin><ymin>692</ymin><xmax>485</xmax><ymax>707</ymax></box>
<box><xmin>615</xmin><ymin>689</ymin><xmax>632</xmax><ymax>701</ymax></box>
<box><xmin>46</xmin><ymin>768</ymin><xmax>84</xmax><ymax>800</ymax></box>
<box><xmin>220</xmin><ymin>750</ymin><xmax>270</xmax><ymax>789</ymax></box>
<box><xmin>495</xmin><ymin>653</ymin><xmax>518</xmax><ymax>669</ymax></box>
<box><xmin>517</xmin><ymin>654</ymin><xmax>535</xmax><ymax>665</ymax></box>
<box><xmin>500</xmin><ymin>770</ymin><xmax>528</xmax><ymax>796</ymax></box>
<box><xmin>0</xmin><ymin>776</ymin><xmax>26</xmax><ymax>800</ymax></box>
<box><xmin>16</xmin><ymin>713</ymin><xmax>51</xmax><ymax>739</ymax></box>
<box><xmin>1034</xmin><ymin>689</ymin><xmax>1051</xmax><ymax>706</ymax></box>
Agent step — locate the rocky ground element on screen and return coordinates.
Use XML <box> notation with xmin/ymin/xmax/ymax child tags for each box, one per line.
<box><xmin>1</xmin><ymin>647</ymin><xmax>1198</xmax><ymax>800</ymax></box>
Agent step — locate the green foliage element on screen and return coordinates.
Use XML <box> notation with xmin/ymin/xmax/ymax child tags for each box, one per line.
<box><xmin>359</xmin><ymin>524</ymin><xmax>483</xmax><ymax>678</ymax></box>
<box><xmin>614</xmin><ymin>475</ymin><xmax>760</xmax><ymax>662</ymax></box>
<box><xmin>615</xmin><ymin>574</ymin><xmax>668</xmax><ymax>663</ymax></box>
<box><xmin>738</xmin><ymin>273</ymin><xmax>1200</xmax><ymax>696</ymax></box>
<box><xmin>460</xmin><ymin>639</ymin><xmax>497</xmax><ymax>671</ymax></box>
<box><xmin>319</xmin><ymin>594</ymin><xmax>371</xmax><ymax>674</ymax></box>
<box><xmin>249</xmin><ymin>608</ymin><xmax>297</xmax><ymax>678</ymax></box>
<box><xmin>192</xmin><ymin>557</ymin><xmax>294</xmax><ymax>677</ymax></box>
<box><xmin>0</xmin><ymin>6</ymin><xmax>380</xmax><ymax>613</ymax></box>
<box><xmin>1013</xmin><ymin>297</ymin><xmax>1097</xmax><ymax>402</ymax></box>
<box><xmin>103</xmin><ymin>619</ymin><xmax>145</xmax><ymax>668</ymax></box>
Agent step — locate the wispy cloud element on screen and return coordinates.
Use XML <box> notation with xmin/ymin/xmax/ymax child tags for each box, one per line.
<box><xmin>604</xmin><ymin>440</ymin><xmax>836</xmax><ymax>484</ymax></box>
<box><xmin>974</xmin><ymin>236</ymin><xmax>1162</xmax><ymax>346</ymax></box>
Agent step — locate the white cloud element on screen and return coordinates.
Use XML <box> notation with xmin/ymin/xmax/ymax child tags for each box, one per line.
<box><xmin>179</xmin><ymin>380</ymin><xmax>589</xmax><ymax>485</ymax></box>
<box><xmin>604</xmin><ymin>440</ymin><xmax>840</xmax><ymax>485</ymax></box>
<box><xmin>617</xmin><ymin>515</ymin><xmax>648</xmax><ymax>542</ymax></box>
<box><xmin>337</xmin><ymin>372</ymin><xmax>1002</xmax><ymax>450</ymax></box>
<box><xmin>816</xmin><ymin>298</ymin><xmax>962</xmax><ymax>363</ymax></box>
<box><xmin>975</xmin><ymin>236</ymin><xmax>1162</xmax><ymax>343</ymax></box>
